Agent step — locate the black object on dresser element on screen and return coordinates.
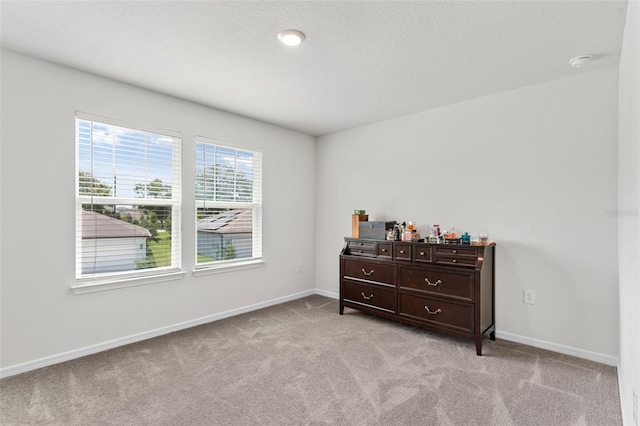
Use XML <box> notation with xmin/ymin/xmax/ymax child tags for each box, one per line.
<box><xmin>339</xmin><ymin>237</ymin><xmax>496</xmax><ymax>355</ymax></box>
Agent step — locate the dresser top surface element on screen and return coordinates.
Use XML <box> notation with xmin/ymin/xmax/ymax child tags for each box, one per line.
<box><xmin>344</xmin><ymin>237</ymin><xmax>496</xmax><ymax>248</ymax></box>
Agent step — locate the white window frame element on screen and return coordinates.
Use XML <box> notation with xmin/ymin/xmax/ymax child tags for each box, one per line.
<box><xmin>73</xmin><ymin>112</ymin><xmax>184</xmax><ymax>293</ymax></box>
<box><xmin>194</xmin><ymin>137</ymin><xmax>263</xmax><ymax>274</ymax></box>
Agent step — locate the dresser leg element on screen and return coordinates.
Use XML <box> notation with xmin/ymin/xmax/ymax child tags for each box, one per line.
<box><xmin>339</xmin><ymin>304</ymin><xmax>344</xmax><ymax>315</ymax></box>
<box><xmin>475</xmin><ymin>339</ymin><xmax>483</xmax><ymax>356</ymax></box>
<box><xmin>490</xmin><ymin>330</ymin><xmax>496</xmax><ymax>341</ymax></box>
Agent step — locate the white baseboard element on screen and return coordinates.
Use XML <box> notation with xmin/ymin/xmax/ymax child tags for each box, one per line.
<box><xmin>0</xmin><ymin>289</ymin><xmax>316</xmax><ymax>379</ymax></box>
<box><xmin>496</xmin><ymin>330</ymin><xmax>618</xmax><ymax>367</ymax></box>
<box><xmin>314</xmin><ymin>288</ymin><xmax>339</xmax><ymax>299</ymax></box>
<box><xmin>617</xmin><ymin>359</ymin><xmax>631</xmax><ymax>426</ymax></box>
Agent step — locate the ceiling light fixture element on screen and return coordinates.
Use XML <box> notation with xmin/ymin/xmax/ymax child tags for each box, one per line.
<box><xmin>569</xmin><ymin>55</ymin><xmax>593</xmax><ymax>69</ymax></box>
<box><xmin>277</xmin><ymin>29</ymin><xmax>305</xmax><ymax>47</ymax></box>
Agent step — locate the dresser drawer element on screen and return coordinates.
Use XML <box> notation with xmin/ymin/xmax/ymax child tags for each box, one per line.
<box><xmin>348</xmin><ymin>240</ymin><xmax>376</xmax><ymax>257</ymax></box>
<box><xmin>393</xmin><ymin>243</ymin><xmax>412</xmax><ymax>261</ymax></box>
<box><xmin>398</xmin><ymin>293</ymin><xmax>473</xmax><ymax>334</ymax></box>
<box><xmin>436</xmin><ymin>247</ymin><xmax>477</xmax><ymax>257</ymax></box>
<box><xmin>398</xmin><ymin>267</ymin><xmax>474</xmax><ymax>302</ymax></box>
<box><xmin>377</xmin><ymin>243</ymin><xmax>392</xmax><ymax>258</ymax></box>
<box><xmin>435</xmin><ymin>246</ymin><xmax>478</xmax><ymax>267</ymax></box>
<box><xmin>342</xmin><ymin>281</ymin><xmax>396</xmax><ymax>313</ymax></box>
<box><xmin>343</xmin><ymin>258</ymin><xmax>396</xmax><ymax>285</ymax></box>
<box><xmin>412</xmin><ymin>244</ymin><xmax>432</xmax><ymax>263</ymax></box>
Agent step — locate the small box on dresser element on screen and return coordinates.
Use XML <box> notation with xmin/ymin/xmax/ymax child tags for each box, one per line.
<box><xmin>358</xmin><ymin>221</ymin><xmax>396</xmax><ymax>240</ymax></box>
<box><xmin>351</xmin><ymin>214</ymin><xmax>368</xmax><ymax>238</ymax></box>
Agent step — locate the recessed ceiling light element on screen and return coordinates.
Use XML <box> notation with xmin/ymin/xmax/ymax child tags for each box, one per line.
<box><xmin>569</xmin><ymin>55</ymin><xmax>593</xmax><ymax>69</ymax></box>
<box><xmin>277</xmin><ymin>29</ymin><xmax>305</xmax><ymax>47</ymax></box>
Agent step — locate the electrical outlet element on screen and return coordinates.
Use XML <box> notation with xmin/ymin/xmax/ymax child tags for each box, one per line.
<box><xmin>296</xmin><ymin>263</ymin><xmax>302</xmax><ymax>273</ymax></box>
<box><xmin>524</xmin><ymin>289</ymin><xmax>535</xmax><ymax>304</ymax></box>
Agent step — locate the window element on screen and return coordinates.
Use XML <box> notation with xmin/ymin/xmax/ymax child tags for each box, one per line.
<box><xmin>195</xmin><ymin>138</ymin><xmax>262</xmax><ymax>269</ymax></box>
<box><xmin>75</xmin><ymin>114</ymin><xmax>182</xmax><ymax>284</ymax></box>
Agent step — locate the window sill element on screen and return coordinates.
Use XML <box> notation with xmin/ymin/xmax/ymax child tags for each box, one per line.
<box><xmin>71</xmin><ymin>271</ymin><xmax>186</xmax><ymax>294</ymax></box>
<box><xmin>192</xmin><ymin>259</ymin><xmax>266</xmax><ymax>277</ymax></box>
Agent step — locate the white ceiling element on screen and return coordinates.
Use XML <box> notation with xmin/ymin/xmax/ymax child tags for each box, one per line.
<box><xmin>0</xmin><ymin>1</ymin><xmax>628</xmax><ymax>136</ymax></box>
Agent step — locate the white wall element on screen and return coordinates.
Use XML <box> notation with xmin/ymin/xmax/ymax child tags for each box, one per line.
<box><xmin>0</xmin><ymin>50</ymin><xmax>316</xmax><ymax>369</ymax></box>
<box><xmin>618</xmin><ymin>0</ymin><xmax>640</xmax><ymax>423</ymax></box>
<box><xmin>316</xmin><ymin>67</ymin><xmax>620</xmax><ymax>358</ymax></box>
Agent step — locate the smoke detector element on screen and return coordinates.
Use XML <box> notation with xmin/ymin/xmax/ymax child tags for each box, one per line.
<box><xmin>569</xmin><ymin>55</ymin><xmax>593</xmax><ymax>69</ymax></box>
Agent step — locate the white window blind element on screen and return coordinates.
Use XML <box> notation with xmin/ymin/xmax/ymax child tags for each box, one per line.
<box><xmin>75</xmin><ymin>114</ymin><xmax>182</xmax><ymax>282</ymax></box>
<box><xmin>195</xmin><ymin>138</ymin><xmax>262</xmax><ymax>268</ymax></box>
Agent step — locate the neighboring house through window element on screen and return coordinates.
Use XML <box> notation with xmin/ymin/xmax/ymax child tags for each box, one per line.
<box><xmin>195</xmin><ymin>138</ymin><xmax>262</xmax><ymax>268</ymax></box>
<box><xmin>75</xmin><ymin>114</ymin><xmax>182</xmax><ymax>283</ymax></box>
<box><xmin>81</xmin><ymin>210</ymin><xmax>151</xmax><ymax>274</ymax></box>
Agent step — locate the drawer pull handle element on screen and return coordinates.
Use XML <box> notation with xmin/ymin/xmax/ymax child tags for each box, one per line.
<box><xmin>419</xmin><ymin>251</ymin><xmax>425</xmax><ymax>256</ymax></box>
<box><xmin>381</xmin><ymin>248</ymin><xmax>387</xmax><ymax>252</ymax></box>
<box><xmin>452</xmin><ymin>259</ymin><xmax>458</xmax><ymax>263</ymax></box>
<box><xmin>361</xmin><ymin>268</ymin><xmax>374</xmax><ymax>276</ymax></box>
<box><xmin>424</xmin><ymin>306</ymin><xmax>442</xmax><ymax>315</ymax></box>
<box><xmin>358</xmin><ymin>242</ymin><xmax>364</xmax><ymax>246</ymax></box>
<box><xmin>399</xmin><ymin>250</ymin><xmax>406</xmax><ymax>254</ymax></box>
<box><xmin>425</xmin><ymin>278</ymin><xmax>442</xmax><ymax>287</ymax></box>
<box><xmin>361</xmin><ymin>292</ymin><xmax>374</xmax><ymax>300</ymax></box>
<box><xmin>358</xmin><ymin>250</ymin><xmax>363</xmax><ymax>253</ymax></box>
<box><xmin>453</xmin><ymin>250</ymin><xmax>457</xmax><ymax>254</ymax></box>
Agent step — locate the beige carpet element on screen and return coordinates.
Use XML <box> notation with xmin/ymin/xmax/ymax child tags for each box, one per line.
<box><xmin>0</xmin><ymin>295</ymin><xmax>621</xmax><ymax>425</ymax></box>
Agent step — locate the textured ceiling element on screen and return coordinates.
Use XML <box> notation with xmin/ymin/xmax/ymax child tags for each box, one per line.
<box><xmin>0</xmin><ymin>1</ymin><xmax>628</xmax><ymax>136</ymax></box>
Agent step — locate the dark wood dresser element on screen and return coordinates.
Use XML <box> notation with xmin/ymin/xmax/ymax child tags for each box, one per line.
<box><xmin>339</xmin><ymin>238</ymin><xmax>496</xmax><ymax>355</ymax></box>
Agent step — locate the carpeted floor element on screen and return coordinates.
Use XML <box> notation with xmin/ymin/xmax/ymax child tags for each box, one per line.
<box><xmin>0</xmin><ymin>295</ymin><xmax>622</xmax><ymax>425</ymax></box>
